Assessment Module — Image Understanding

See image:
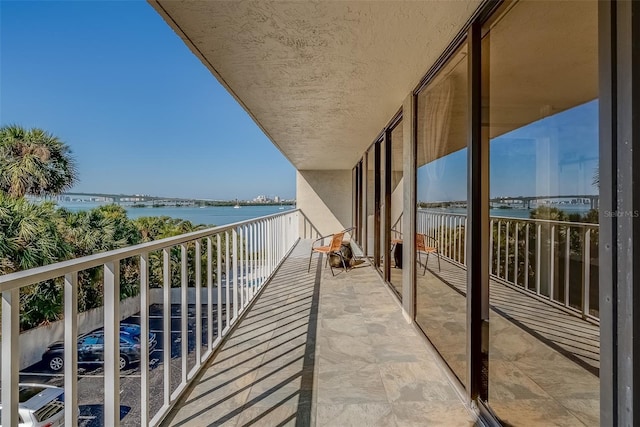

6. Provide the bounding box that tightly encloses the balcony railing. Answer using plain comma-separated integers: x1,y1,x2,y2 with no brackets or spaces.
417,209,600,321
0,210,300,427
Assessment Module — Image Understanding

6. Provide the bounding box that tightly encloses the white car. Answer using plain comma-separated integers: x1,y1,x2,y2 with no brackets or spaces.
0,383,64,427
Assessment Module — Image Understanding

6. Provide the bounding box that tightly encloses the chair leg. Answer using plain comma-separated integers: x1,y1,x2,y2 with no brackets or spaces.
423,253,429,275
308,251,314,272
340,254,348,272
437,251,441,271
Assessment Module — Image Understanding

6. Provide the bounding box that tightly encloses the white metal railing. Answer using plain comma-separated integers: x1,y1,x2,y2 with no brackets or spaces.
0,210,300,427
417,209,599,321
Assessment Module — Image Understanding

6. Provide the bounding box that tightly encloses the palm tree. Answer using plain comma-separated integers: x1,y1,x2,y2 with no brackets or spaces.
0,194,70,275
0,194,72,329
57,205,142,311
0,124,77,198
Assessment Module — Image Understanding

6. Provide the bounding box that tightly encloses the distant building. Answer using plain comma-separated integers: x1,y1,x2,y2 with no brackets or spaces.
254,195,269,203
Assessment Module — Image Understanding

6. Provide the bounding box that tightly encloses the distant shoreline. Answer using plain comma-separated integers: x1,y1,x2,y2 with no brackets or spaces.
129,201,296,208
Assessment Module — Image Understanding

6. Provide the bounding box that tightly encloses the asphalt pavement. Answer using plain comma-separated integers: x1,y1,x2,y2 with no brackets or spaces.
19,304,224,426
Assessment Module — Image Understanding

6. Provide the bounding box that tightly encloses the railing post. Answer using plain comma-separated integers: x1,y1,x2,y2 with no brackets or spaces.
497,220,502,278
458,218,463,263
180,245,188,385
565,226,571,307
238,226,244,310
195,240,202,369
525,223,530,289
248,224,254,299
489,219,494,274
140,254,150,427
2,288,20,427
550,225,556,301
64,272,79,427
162,248,171,408
514,223,519,286
225,231,230,327
232,228,239,320
505,222,510,281
536,223,542,295
207,237,213,350
582,228,591,317
463,217,468,265
216,234,222,338
104,261,120,427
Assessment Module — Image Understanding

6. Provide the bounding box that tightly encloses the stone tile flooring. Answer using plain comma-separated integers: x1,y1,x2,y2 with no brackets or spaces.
164,240,476,426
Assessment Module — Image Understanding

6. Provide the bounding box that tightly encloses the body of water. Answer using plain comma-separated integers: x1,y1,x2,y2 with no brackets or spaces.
57,201,295,226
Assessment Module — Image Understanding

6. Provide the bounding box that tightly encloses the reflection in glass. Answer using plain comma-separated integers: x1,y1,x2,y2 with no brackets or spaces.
388,121,403,297
366,148,375,257
379,138,386,272
483,1,599,425
415,43,468,386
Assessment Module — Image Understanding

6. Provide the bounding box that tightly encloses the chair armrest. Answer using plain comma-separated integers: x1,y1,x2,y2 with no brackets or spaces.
424,235,439,247
311,233,334,248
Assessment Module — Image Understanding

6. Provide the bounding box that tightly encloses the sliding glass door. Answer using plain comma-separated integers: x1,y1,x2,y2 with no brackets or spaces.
482,1,599,424
415,42,469,386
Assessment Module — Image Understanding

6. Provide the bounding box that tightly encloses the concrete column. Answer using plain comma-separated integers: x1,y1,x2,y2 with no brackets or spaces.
296,170,352,238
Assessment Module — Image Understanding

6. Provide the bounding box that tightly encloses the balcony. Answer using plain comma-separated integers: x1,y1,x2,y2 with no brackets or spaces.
1,209,599,426
163,240,474,426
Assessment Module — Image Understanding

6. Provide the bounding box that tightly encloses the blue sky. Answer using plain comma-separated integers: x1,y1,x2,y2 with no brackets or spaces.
1,1,296,200
417,100,599,202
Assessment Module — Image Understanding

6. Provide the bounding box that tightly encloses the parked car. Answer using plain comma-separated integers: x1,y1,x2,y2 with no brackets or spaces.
42,328,157,372
119,323,157,344
0,383,64,427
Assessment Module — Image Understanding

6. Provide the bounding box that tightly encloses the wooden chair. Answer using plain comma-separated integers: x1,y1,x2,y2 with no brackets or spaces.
308,231,349,276
416,233,441,274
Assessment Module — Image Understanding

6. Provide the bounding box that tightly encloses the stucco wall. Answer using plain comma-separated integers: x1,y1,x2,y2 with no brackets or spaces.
296,170,352,237
149,287,230,305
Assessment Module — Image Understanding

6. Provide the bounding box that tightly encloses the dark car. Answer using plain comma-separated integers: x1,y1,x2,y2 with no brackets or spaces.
119,323,156,344
42,328,157,372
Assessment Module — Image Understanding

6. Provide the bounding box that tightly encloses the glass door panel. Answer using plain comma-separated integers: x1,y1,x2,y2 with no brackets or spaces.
388,120,403,297
482,1,599,424
415,42,469,386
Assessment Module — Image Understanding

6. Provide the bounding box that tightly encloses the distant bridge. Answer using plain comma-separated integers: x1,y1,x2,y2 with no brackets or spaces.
59,192,213,204
493,195,600,210
423,194,600,210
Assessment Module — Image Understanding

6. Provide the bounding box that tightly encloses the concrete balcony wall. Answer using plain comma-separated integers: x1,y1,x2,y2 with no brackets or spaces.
296,170,352,237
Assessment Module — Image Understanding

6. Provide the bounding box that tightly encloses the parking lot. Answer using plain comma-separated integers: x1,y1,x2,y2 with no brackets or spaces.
19,304,224,426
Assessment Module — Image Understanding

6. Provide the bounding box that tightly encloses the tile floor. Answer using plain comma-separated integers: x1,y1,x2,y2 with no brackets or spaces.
164,240,476,427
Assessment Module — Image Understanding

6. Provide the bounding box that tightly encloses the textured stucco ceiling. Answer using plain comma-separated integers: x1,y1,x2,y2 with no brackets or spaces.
149,0,481,170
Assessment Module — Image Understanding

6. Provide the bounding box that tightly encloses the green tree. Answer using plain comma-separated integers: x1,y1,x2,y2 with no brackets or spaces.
0,194,70,275
0,125,77,198
134,216,213,288
57,205,142,311
0,195,72,329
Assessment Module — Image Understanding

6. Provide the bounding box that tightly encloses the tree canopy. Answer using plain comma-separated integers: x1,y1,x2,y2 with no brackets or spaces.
0,124,77,197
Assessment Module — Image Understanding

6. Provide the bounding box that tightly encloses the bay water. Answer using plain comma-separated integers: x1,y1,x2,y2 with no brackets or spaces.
57,201,295,227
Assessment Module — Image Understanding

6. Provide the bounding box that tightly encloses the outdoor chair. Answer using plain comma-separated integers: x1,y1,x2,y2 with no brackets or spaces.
417,233,441,274
390,228,404,268
390,231,441,273
308,230,350,276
